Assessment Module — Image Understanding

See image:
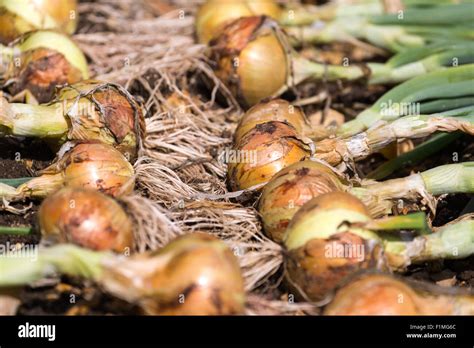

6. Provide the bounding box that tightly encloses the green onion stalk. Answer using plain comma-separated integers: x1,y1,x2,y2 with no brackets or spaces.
282,191,473,302
0,0,78,44
0,142,135,201
338,65,474,137
209,16,474,108
0,187,135,252
0,30,89,103
383,214,474,272
259,160,474,242
196,0,467,44
0,233,246,315
0,80,145,160
287,4,474,52
315,109,474,167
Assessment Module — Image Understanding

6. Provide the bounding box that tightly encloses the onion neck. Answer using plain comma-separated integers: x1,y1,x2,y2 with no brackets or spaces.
0,45,13,76
0,100,68,139
15,173,65,200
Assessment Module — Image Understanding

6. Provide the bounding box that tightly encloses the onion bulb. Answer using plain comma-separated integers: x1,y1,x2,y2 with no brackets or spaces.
235,99,313,144
0,234,246,315
0,80,145,160
196,0,282,44
324,273,474,315
259,161,346,243
1,30,89,103
14,142,135,199
39,187,134,253
209,16,365,108
284,192,386,302
0,0,77,44
227,121,311,191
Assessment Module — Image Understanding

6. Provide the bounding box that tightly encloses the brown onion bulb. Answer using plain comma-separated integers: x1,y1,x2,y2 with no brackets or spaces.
259,160,346,243
16,142,135,199
39,187,134,252
101,233,245,315
1,30,89,103
0,80,145,160
284,192,386,302
0,0,77,44
324,273,474,315
209,16,289,108
227,121,311,191
196,0,281,44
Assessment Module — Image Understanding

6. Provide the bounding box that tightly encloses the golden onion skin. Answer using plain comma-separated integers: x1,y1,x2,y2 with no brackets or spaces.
196,0,281,44
39,187,134,252
209,16,288,108
284,192,387,302
323,274,474,315
227,121,311,191
2,31,89,103
259,161,345,243
55,80,146,161
235,99,310,144
0,0,77,44
42,142,135,197
102,233,245,315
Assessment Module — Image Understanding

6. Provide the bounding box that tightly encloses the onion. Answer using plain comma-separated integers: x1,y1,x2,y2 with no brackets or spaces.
234,99,314,144
283,192,386,302
227,121,311,191
195,0,282,44
101,233,245,315
0,0,77,44
209,16,365,107
39,187,134,252
0,234,246,315
324,273,474,315
1,30,89,103
0,80,145,160
15,142,135,199
259,161,345,243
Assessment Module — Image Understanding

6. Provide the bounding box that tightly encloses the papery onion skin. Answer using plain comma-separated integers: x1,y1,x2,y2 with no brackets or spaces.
284,192,386,302
101,233,245,315
196,0,281,44
324,273,474,315
209,16,288,108
56,80,146,160
0,0,78,44
39,187,134,252
16,142,135,199
2,31,89,103
259,161,345,243
227,121,311,191
235,99,310,144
